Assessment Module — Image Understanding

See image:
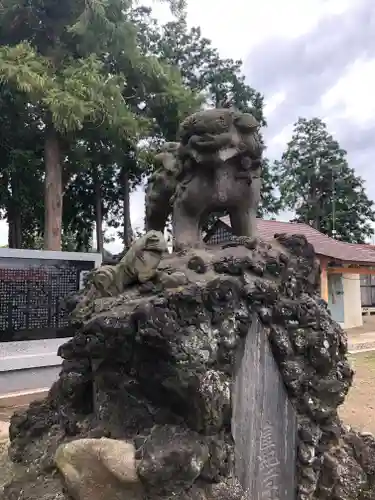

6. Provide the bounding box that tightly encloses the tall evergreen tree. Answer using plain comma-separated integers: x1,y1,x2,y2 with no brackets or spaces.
0,0,196,250
258,158,281,218
279,117,375,243
0,87,45,248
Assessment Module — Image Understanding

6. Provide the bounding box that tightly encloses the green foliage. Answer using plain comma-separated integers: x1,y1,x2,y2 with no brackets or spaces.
279,117,375,243
0,0,278,250
0,85,45,247
0,0,199,249
0,44,50,94
0,44,142,135
258,158,281,218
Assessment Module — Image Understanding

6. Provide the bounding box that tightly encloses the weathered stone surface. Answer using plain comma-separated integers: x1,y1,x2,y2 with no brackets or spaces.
55,438,143,500
70,230,168,322
3,235,374,500
144,141,180,234
232,315,296,499
136,425,209,496
145,108,263,251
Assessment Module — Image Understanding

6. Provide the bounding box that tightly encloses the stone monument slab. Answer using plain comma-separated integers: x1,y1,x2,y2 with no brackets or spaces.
232,314,297,500
0,249,101,342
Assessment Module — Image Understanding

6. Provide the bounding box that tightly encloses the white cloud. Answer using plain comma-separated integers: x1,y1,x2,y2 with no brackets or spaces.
264,92,286,117
185,0,353,59
266,123,293,156
149,0,352,61
263,54,375,156
321,58,375,126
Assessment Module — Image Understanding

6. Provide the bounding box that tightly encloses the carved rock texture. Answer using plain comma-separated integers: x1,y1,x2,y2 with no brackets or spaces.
2,235,375,500
55,438,143,500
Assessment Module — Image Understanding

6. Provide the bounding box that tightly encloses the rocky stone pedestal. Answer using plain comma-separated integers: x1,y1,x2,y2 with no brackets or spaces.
2,235,375,500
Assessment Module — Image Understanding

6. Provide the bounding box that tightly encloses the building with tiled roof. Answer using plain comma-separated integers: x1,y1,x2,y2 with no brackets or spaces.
204,216,375,330
209,216,375,264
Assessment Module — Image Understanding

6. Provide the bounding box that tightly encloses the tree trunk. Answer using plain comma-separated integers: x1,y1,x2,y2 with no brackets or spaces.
12,176,22,248
8,211,22,248
7,175,22,248
8,217,15,248
307,172,320,231
94,173,104,253
13,212,22,248
3,170,14,248
122,168,133,248
44,123,63,251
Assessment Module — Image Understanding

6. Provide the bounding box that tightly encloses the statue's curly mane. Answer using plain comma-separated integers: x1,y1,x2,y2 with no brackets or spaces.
177,108,262,161
179,109,258,142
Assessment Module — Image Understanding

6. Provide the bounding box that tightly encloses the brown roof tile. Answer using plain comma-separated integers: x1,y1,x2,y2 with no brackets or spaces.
219,216,375,264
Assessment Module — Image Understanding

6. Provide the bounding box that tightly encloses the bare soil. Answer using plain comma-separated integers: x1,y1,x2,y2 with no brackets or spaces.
0,400,34,491
339,351,375,434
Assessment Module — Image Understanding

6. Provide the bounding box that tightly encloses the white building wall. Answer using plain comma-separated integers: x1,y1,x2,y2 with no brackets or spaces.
343,273,363,329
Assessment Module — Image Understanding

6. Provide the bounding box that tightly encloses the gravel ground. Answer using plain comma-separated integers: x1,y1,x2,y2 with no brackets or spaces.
339,351,375,434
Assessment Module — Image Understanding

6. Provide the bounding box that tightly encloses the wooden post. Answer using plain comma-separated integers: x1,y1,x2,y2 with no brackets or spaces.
320,258,329,302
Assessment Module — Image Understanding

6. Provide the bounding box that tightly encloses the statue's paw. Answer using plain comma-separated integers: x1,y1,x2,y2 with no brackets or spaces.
222,236,258,250
158,270,189,289
187,255,208,274
138,280,159,295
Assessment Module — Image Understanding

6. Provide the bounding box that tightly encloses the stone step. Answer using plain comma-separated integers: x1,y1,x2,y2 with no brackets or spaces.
0,388,48,432
0,365,59,397
0,388,48,407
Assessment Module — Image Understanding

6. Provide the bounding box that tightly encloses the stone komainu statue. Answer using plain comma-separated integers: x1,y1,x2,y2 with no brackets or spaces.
145,108,263,250
70,230,168,322
145,142,180,234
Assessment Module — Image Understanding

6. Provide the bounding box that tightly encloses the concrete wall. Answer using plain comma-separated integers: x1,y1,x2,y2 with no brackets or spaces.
342,273,363,329
0,338,70,395
0,247,103,265
0,366,61,395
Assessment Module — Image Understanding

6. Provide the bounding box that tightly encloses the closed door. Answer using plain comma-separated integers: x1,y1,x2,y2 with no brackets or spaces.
328,274,344,323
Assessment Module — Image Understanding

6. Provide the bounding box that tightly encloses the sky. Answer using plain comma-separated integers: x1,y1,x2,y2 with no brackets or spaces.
1,0,374,251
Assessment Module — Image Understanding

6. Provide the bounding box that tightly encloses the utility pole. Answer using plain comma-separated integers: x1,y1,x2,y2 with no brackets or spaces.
331,168,336,239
